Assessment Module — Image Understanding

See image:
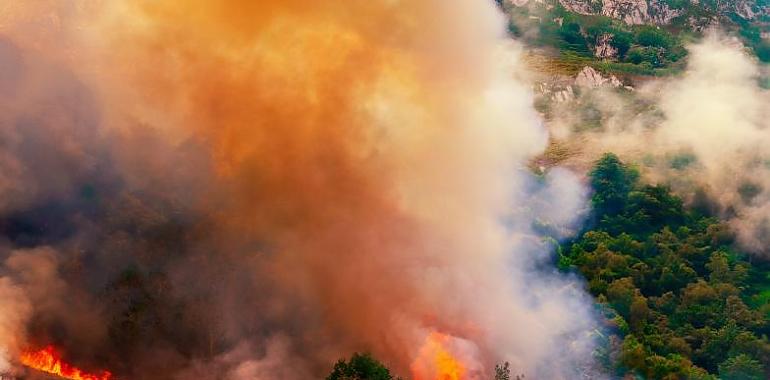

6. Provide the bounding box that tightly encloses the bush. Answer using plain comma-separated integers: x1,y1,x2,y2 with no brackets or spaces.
627,47,662,67
635,26,672,49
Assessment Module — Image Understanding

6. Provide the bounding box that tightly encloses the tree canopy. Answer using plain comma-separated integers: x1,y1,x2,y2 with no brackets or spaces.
326,353,398,380
562,153,770,379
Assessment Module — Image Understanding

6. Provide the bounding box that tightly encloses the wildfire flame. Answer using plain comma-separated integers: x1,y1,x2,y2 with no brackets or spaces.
20,346,112,380
411,332,467,380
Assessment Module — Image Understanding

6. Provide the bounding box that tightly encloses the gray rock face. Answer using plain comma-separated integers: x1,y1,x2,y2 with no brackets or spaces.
732,0,760,19
509,0,552,7
558,0,603,15
648,0,684,24
519,0,766,27
534,81,576,103
574,66,623,88
552,85,576,102
601,0,648,25
510,0,531,6
555,0,688,25
594,33,618,58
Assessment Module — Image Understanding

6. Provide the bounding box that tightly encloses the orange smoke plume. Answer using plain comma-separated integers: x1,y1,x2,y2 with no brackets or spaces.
20,346,112,380
411,332,468,380
0,1,600,378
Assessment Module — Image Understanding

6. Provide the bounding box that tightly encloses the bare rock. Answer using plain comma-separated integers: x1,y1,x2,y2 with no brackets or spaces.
601,0,648,25
648,0,684,24
558,0,602,15
594,33,618,58
534,81,576,103
557,0,684,25
574,66,623,88
553,86,576,102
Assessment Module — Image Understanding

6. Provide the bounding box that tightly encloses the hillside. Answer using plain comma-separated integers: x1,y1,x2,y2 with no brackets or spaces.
506,1,770,379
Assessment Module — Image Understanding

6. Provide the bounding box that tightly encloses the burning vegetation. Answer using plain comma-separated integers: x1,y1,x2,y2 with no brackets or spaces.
410,333,467,380
20,347,111,380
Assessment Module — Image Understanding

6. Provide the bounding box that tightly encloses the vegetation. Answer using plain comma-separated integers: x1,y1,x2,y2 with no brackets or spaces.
502,0,769,74
503,2,688,75
561,153,770,379
324,355,521,380
326,353,399,380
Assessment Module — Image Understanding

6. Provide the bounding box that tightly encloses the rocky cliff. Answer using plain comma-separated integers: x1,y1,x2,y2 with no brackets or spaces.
551,0,765,25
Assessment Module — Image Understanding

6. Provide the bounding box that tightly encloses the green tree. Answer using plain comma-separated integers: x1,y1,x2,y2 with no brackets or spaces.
629,295,651,333
607,277,638,319
326,353,397,380
718,354,765,380
627,47,662,67
590,153,638,217
635,26,672,49
612,31,633,57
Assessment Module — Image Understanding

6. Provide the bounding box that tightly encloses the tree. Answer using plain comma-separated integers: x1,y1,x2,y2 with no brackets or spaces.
495,361,511,380
629,295,651,333
590,153,638,218
326,353,397,380
706,252,731,283
621,335,647,372
607,277,637,319
611,31,633,57
718,354,765,380
626,47,662,67
494,361,526,380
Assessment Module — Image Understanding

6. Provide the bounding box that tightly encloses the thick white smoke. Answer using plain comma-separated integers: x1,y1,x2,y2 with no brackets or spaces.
547,34,770,256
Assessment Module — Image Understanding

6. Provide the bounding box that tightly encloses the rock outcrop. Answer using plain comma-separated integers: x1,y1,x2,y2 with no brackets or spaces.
552,85,576,102
534,81,576,103
727,0,758,19
601,0,648,25
594,33,618,58
557,0,685,25
509,0,552,7
648,0,684,24
574,66,623,88
558,0,602,15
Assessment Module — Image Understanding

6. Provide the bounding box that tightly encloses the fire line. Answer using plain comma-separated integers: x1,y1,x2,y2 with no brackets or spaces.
20,346,112,380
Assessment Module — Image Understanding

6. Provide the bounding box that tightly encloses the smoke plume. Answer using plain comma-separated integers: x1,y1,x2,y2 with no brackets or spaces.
0,1,601,379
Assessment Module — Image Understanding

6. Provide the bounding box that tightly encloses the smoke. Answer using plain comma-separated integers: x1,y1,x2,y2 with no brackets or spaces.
174,336,311,380
0,247,103,375
0,1,603,379
653,36,770,253
0,277,30,374
547,34,770,255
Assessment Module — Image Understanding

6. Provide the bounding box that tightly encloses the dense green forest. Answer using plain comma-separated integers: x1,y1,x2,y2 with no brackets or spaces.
560,154,770,379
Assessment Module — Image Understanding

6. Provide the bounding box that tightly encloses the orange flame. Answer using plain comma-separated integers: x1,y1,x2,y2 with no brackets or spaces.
20,346,112,380
411,332,467,380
